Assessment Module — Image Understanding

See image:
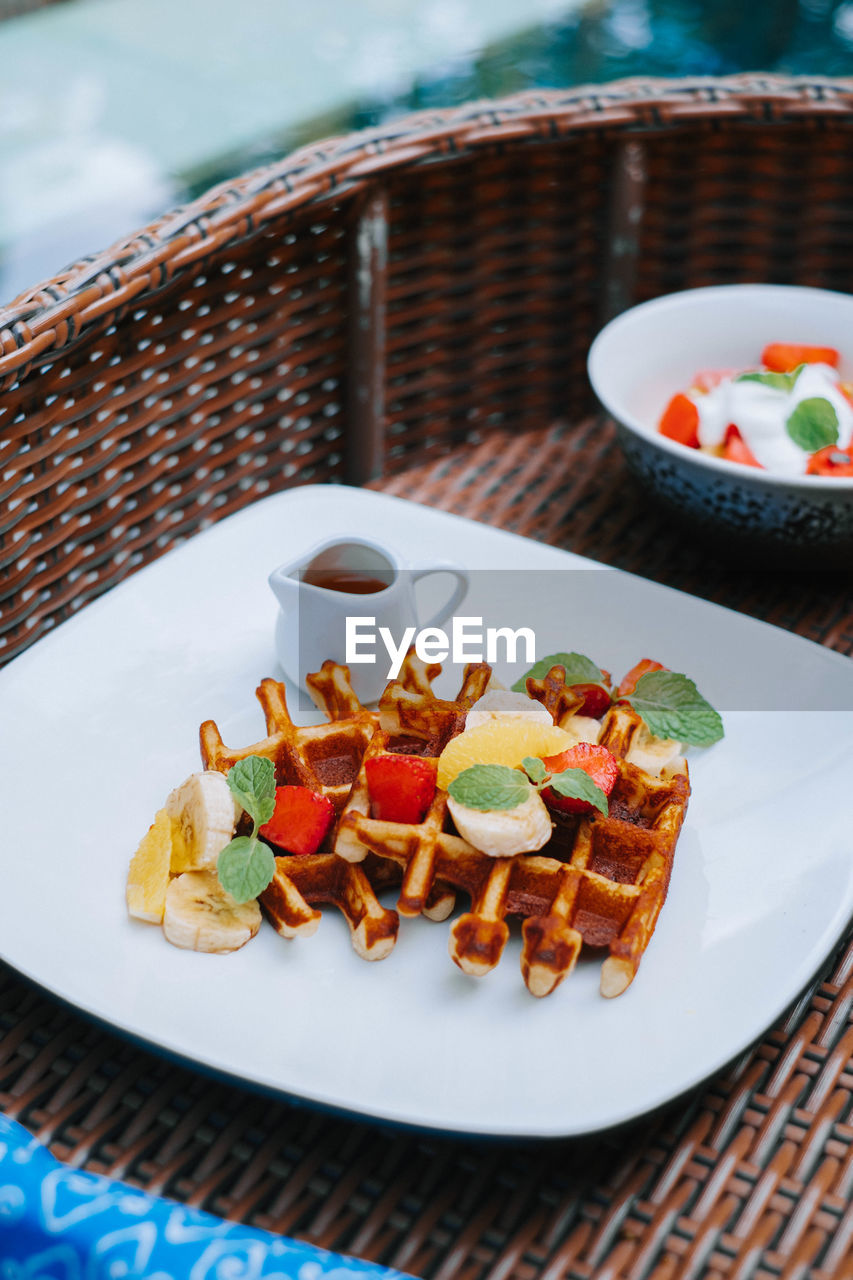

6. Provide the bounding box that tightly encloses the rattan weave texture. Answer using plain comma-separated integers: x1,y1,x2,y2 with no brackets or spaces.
2,76,853,1279
2,416,853,1280
3,75,853,664
2,431,853,1280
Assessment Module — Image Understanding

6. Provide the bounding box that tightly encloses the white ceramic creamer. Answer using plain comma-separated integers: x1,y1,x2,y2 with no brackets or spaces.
269,536,469,703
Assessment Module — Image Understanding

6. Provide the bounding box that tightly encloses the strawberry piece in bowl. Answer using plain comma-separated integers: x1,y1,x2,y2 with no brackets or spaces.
366,755,437,824
260,786,335,855
658,393,700,448
722,424,763,469
760,342,839,373
690,368,736,392
807,446,853,477
540,743,619,815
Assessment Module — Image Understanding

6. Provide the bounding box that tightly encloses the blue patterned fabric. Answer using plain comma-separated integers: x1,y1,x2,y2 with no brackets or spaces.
0,1115,407,1278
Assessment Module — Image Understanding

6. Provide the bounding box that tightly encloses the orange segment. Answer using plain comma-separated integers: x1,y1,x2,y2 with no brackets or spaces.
127,809,172,923
437,718,575,790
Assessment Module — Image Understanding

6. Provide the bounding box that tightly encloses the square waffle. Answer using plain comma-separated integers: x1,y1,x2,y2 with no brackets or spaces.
200,662,377,815
264,655,491,943
200,662,690,996
333,657,491,897
199,655,481,951
337,674,690,997
261,851,400,960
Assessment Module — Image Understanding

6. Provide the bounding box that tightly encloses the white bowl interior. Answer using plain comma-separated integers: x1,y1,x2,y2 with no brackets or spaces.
589,285,853,445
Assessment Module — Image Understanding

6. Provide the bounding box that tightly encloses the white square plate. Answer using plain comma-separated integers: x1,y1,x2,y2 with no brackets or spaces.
2,485,851,1137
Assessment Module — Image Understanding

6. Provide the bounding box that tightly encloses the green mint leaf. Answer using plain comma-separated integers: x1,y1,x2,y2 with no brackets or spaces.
256,794,276,826
547,768,609,816
785,397,839,452
217,835,276,903
226,756,276,826
736,365,804,393
512,651,603,693
522,756,547,784
448,764,531,812
626,671,724,747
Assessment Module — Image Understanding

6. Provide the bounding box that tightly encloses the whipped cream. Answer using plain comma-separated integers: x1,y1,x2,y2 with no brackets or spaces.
693,363,853,477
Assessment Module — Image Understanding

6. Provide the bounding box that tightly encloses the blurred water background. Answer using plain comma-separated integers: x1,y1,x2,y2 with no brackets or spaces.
1,0,852,302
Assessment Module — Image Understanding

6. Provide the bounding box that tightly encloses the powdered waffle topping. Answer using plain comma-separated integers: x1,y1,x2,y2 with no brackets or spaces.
133,651,710,999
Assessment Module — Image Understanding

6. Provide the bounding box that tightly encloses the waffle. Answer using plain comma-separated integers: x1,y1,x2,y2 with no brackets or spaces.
333,658,492,914
199,662,378,815
338,688,690,997
199,655,464,939
200,662,690,997
261,852,399,960
524,666,585,726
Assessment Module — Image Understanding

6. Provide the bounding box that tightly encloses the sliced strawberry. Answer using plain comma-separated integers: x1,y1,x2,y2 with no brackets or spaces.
570,682,612,719
659,393,700,448
616,658,667,700
260,786,335,855
366,754,437,824
807,445,853,477
540,743,619,814
691,368,736,392
722,423,762,469
761,343,839,373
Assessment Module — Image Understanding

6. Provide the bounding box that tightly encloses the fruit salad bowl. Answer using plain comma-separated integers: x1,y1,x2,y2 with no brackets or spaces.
587,284,853,565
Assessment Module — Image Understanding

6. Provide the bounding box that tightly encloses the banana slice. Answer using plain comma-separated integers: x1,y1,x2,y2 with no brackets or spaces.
466,690,552,730
448,790,553,858
561,714,603,746
165,772,240,872
625,724,683,776
163,870,261,953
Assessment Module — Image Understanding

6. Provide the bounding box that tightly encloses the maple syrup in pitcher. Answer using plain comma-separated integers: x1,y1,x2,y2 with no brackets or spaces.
270,535,468,702
301,567,389,594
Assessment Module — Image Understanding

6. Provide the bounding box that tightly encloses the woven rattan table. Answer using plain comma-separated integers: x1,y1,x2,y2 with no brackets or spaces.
2,76,853,1279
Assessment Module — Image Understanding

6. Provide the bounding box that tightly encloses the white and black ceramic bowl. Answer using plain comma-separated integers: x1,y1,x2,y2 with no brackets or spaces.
588,285,853,564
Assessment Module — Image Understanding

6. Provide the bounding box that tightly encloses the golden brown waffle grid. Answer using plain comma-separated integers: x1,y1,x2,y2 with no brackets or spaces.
200,661,689,997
